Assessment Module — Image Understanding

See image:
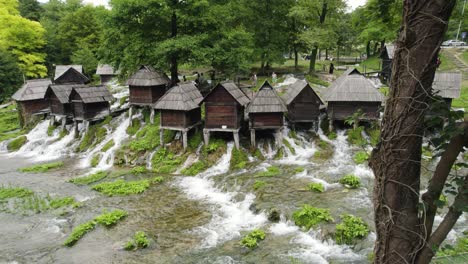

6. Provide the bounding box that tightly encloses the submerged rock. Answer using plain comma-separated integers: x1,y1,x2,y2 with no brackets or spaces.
268,208,281,222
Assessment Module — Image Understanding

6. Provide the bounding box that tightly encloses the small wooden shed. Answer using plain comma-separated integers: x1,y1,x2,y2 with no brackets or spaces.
380,44,395,82
70,86,114,122
323,68,384,129
46,84,87,119
12,79,52,126
202,81,251,149
432,72,462,108
247,81,287,147
54,65,89,85
153,82,203,150
126,65,171,106
96,64,117,84
282,80,324,128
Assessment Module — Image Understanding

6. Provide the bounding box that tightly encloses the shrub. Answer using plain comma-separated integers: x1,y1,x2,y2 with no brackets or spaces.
292,205,333,230
339,175,361,189
181,161,207,176
92,180,150,196
94,209,128,227
240,229,266,249
230,147,249,170
0,186,33,200
7,136,27,151
64,221,97,246
69,171,108,185
353,151,369,164
335,214,369,245
309,182,324,193
253,180,266,190
20,162,64,173
101,140,115,152
255,166,280,177
125,231,150,250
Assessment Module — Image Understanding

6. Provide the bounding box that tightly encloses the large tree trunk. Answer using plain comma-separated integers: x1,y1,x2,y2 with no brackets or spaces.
308,47,318,74
294,47,299,70
366,41,371,59
170,7,178,86
369,1,456,264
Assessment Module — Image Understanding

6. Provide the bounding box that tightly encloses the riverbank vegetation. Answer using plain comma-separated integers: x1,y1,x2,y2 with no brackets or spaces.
292,205,334,231
19,162,64,173
124,231,150,251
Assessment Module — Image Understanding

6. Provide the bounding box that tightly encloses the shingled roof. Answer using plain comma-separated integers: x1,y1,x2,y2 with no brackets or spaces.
153,82,203,111
247,81,287,113
126,65,171,87
282,80,324,105
73,86,114,103
96,64,117,75
48,84,87,104
55,65,83,81
323,68,384,102
433,72,462,99
204,81,250,106
12,79,52,101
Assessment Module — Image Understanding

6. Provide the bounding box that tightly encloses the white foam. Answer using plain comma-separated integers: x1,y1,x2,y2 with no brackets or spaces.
269,220,299,236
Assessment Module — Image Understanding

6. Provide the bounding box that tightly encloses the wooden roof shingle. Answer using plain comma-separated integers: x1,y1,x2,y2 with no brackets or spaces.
73,86,114,104
126,65,171,87
433,72,462,99
96,64,117,75
323,68,384,102
12,79,52,101
49,84,87,104
153,82,203,111
282,80,324,105
204,81,250,106
55,65,83,81
247,81,287,113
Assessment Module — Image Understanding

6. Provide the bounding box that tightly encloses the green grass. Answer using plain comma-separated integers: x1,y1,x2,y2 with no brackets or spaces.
92,179,151,196
462,50,468,65
69,171,108,185
358,56,381,72
308,182,325,193
47,125,56,136
49,196,77,209
335,214,369,245
292,205,334,230
101,140,115,152
125,231,150,250
0,104,24,142
188,131,203,150
127,118,141,136
152,148,185,174
78,125,108,152
7,135,27,151
255,166,281,177
438,50,458,71
19,162,64,173
451,80,468,114
347,127,367,147
128,124,160,152
181,160,207,176
90,154,101,167
339,174,361,189
0,186,33,200
94,209,128,227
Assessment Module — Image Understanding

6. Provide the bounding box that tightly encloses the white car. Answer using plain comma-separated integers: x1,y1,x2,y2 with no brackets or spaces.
442,40,466,46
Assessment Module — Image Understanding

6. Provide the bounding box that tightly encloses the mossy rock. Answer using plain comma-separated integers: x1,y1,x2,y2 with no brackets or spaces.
7,136,27,151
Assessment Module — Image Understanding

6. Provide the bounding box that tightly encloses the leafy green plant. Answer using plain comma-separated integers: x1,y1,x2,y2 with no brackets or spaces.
19,162,64,173
327,132,337,140
345,109,365,128
292,205,333,230
253,180,266,190
94,209,128,227
353,151,369,164
152,148,184,174
7,135,27,151
127,118,141,136
131,166,147,175
101,140,115,152
181,161,207,176
255,166,281,177
78,125,108,152
252,148,265,160
47,125,57,136
347,127,366,147
129,124,160,152
335,214,369,245
230,147,249,170
309,182,325,193
240,229,266,248
125,231,150,250
69,171,108,185
92,180,150,196
188,131,203,150
437,236,468,257
283,139,296,155
0,186,33,200
294,167,305,173
90,154,101,167
274,147,284,160
339,174,361,189
151,176,164,184
59,129,68,139
64,221,97,246
49,196,76,209
203,139,226,155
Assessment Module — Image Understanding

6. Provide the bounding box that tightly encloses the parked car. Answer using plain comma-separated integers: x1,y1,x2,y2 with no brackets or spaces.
442,40,466,46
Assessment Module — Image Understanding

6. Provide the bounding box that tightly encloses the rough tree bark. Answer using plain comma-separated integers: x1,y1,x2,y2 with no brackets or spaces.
369,1,456,263
308,2,327,74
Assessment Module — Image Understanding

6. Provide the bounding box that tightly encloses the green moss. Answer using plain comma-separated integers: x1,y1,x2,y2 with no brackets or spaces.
252,148,265,160
101,140,115,152
49,196,76,209
152,148,184,174
181,161,207,176
94,209,128,227
294,167,305,173
253,180,267,190
289,130,298,140
274,147,284,160
125,231,150,250
347,127,366,147
78,125,108,152
119,96,128,106
0,186,33,200
366,126,380,147
131,166,147,175
240,229,266,249
255,166,281,177
188,131,203,150
335,214,369,245
339,174,361,189
47,125,57,136
69,171,108,185
313,139,333,160
230,147,249,170
129,124,160,152
203,138,226,155
59,129,68,139
283,139,296,155
320,118,330,135
127,119,141,136
309,182,325,193
327,132,337,140
101,116,112,125
19,162,64,173
7,136,27,151
64,221,97,247
353,151,369,164
92,179,151,196
90,154,101,167
292,205,334,230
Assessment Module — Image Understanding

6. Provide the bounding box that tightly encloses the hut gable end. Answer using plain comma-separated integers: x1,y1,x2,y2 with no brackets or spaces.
153,82,203,111
72,86,114,104
247,81,287,113
204,82,250,106
12,79,52,101
283,80,324,105
54,67,90,84
126,65,171,87
432,72,462,99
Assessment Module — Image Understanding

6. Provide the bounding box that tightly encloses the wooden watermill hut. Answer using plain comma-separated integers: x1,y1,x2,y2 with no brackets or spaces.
70,86,114,122
12,79,52,126
282,80,324,129
323,68,384,130
153,82,203,150
432,72,462,108
96,64,117,84
54,65,89,85
380,44,395,82
45,84,87,128
247,81,287,147
202,81,251,149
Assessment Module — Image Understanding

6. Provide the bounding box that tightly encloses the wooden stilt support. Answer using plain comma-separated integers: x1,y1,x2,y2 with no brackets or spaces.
73,121,79,138
84,120,90,133
233,131,240,149
160,128,164,147
329,118,334,133
150,108,155,124
61,117,66,130
250,129,256,147
203,129,210,146
182,130,188,151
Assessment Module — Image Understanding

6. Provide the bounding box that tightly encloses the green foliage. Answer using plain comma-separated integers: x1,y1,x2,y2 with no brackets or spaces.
49,196,75,209
0,104,23,141
437,236,468,257
188,131,203,150
347,127,366,147
274,147,284,160
131,166,147,175
345,109,365,128
335,214,369,245
7,135,27,151
367,126,380,147
0,186,33,200
339,174,361,189
125,231,150,251
306,75,330,86
47,125,56,136
90,154,101,168
152,148,184,174
150,176,164,184
252,148,265,161
101,140,115,152
313,139,334,160
309,182,325,193
78,125,108,152
230,147,249,170
126,119,141,136
129,124,159,152
69,171,108,185
64,221,97,247
294,167,305,173
240,229,266,249
0,49,23,101
181,161,207,176
203,139,226,155
253,180,267,191
283,139,296,155
94,209,128,227
19,162,64,173
292,205,334,230
255,166,281,177
353,151,369,164
327,132,337,140
59,128,68,139
92,179,150,196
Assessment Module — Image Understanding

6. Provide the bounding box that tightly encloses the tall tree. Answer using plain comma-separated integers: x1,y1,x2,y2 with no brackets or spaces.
369,1,461,263
0,49,23,102
18,0,42,21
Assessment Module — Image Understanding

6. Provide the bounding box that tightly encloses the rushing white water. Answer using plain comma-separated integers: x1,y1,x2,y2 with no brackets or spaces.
276,128,317,165
276,74,300,88
178,143,267,248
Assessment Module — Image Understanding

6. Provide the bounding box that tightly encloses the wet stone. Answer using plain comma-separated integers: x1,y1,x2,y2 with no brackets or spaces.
268,208,281,222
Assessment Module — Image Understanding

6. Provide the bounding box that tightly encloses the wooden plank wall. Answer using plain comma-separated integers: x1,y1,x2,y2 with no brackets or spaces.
251,112,283,128
288,88,321,122
204,86,241,129
129,86,153,105
328,101,380,120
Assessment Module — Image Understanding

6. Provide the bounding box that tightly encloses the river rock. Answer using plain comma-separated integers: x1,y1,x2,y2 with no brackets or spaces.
268,208,281,222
